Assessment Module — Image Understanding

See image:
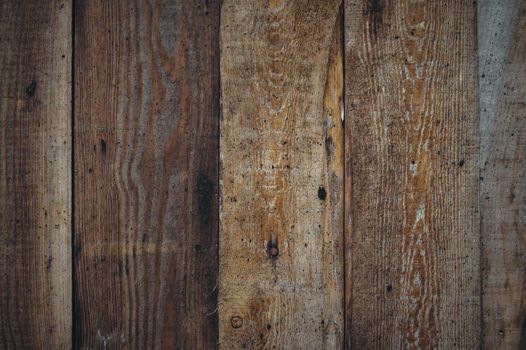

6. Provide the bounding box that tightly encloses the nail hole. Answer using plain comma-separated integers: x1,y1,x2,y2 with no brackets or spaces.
318,186,327,200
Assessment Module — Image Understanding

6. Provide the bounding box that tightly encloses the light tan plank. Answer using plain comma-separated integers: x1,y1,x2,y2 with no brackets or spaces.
219,1,344,348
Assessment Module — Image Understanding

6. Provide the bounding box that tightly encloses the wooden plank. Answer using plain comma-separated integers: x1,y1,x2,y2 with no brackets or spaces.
479,0,526,348
74,1,220,348
219,1,344,348
0,0,72,348
344,1,480,348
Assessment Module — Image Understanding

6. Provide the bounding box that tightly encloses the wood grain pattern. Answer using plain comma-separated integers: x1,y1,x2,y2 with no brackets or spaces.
344,0,480,348
219,1,344,348
0,0,72,348
74,0,219,348
479,0,526,348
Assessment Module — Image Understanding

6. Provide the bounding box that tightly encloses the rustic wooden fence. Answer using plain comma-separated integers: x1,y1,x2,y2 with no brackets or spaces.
0,0,524,349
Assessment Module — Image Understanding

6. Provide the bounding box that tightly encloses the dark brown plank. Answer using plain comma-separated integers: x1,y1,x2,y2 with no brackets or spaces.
479,0,526,348
344,0,480,348
0,0,72,348
219,1,344,348
74,1,219,348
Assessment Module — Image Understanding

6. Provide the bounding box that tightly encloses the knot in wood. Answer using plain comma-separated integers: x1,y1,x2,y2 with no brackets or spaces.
269,247,279,257
231,316,243,329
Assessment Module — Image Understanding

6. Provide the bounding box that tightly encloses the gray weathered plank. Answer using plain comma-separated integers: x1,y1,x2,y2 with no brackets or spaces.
479,0,526,348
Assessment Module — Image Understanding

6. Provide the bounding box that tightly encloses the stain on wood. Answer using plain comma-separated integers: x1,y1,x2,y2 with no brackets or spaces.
25,79,37,98
479,0,526,348
74,0,220,348
345,0,480,348
0,0,72,348
366,0,384,38
219,1,344,348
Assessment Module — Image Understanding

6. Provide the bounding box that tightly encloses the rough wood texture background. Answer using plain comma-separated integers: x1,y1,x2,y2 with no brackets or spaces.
344,0,480,348
219,0,344,348
479,0,526,348
0,0,72,348
0,0,525,349
73,0,219,348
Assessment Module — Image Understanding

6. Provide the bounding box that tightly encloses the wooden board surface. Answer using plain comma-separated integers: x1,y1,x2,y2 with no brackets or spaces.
219,1,344,348
479,0,526,348
344,1,480,348
0,0,72,348
73,0,219,348
1,0,525,347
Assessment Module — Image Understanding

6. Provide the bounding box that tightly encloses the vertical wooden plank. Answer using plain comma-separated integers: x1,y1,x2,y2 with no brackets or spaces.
74,0,219,348
479,0,526,348
219,1,344,348
0,0,72,348
344,1,480,348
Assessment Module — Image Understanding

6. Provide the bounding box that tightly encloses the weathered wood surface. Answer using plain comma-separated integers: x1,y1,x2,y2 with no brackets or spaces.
219,0,344,348
479,0,526,348
344,0,480,348
74,0,220,348
0,0,72,348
